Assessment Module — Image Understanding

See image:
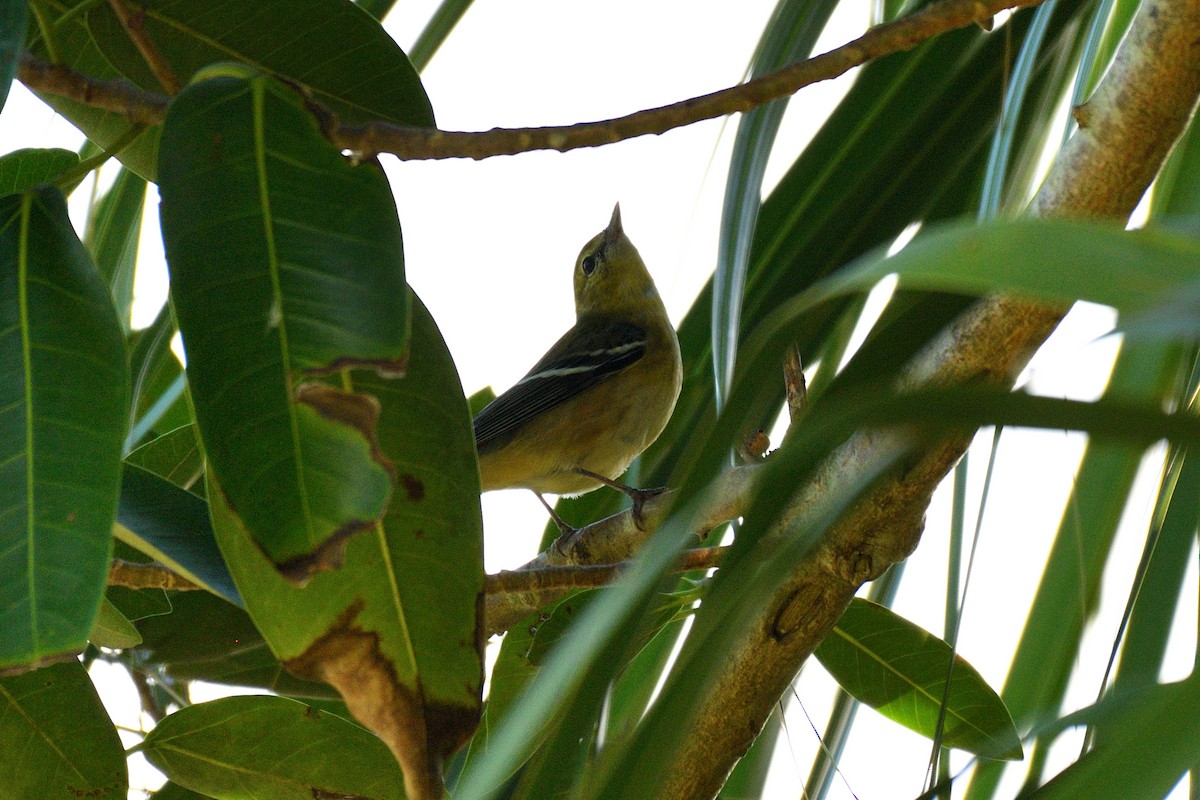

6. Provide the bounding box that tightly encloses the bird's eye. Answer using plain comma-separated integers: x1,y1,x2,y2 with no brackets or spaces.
581,254,597,276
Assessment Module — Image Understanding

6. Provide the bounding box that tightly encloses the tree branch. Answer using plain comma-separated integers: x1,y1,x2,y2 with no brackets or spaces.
332,0,1044,159
17,0,1045,162
108,558,200,592
485,546,729,637
657,1,1200,798
107,0,181,95
17,54,168,126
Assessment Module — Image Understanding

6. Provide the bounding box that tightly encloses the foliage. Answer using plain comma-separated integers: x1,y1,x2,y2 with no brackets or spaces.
1,0,1198,799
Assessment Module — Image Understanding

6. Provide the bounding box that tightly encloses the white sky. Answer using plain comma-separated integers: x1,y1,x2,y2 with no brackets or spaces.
2,1,1193,798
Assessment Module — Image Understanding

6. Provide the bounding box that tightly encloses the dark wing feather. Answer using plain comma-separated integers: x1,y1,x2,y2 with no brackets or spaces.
473,319,646,451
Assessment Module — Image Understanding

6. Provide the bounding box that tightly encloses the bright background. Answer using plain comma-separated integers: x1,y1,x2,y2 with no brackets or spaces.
3,1,1191,797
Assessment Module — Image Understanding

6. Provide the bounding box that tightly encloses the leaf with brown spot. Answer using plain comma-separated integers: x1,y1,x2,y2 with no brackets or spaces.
208,297,484,799
159,72,408,583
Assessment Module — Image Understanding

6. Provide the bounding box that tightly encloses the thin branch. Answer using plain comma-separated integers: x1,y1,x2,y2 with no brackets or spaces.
107,0,181,94
108,558,200,591
485,547,729,637
17,53,168,126
18,0,1046,162
331,0,1044,159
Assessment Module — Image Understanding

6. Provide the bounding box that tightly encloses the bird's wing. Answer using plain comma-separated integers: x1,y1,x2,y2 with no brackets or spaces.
473,319,647,451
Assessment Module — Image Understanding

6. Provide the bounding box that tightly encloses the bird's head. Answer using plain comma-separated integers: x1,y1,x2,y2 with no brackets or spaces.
573,204,659,316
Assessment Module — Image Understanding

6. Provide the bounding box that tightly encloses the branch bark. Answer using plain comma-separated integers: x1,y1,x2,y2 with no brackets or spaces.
17,0,1043,162
657,1,1200,798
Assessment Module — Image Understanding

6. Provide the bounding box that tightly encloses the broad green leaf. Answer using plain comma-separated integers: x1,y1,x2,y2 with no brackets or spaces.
85,166,146,331
159,71,408,580
0,149,79,194
88,595,142,649
0,660,127,798
116,464,238,604
86,0,433,127
133,589,336,699
0,186,129,670
814,598,1021,759
210,295,482,794
141,696,406,800
0,0,26,113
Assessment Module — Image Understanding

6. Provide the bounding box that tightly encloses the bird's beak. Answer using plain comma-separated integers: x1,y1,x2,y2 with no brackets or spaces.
604,203,623,248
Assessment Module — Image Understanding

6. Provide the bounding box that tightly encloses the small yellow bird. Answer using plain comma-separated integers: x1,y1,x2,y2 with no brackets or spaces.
473,204,682,527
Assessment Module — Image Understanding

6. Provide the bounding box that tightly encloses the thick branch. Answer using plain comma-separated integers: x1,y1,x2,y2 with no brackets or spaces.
658,1,1200,798
18,0,1043,162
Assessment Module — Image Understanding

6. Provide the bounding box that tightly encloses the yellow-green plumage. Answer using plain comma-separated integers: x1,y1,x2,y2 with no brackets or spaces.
474,205,682,497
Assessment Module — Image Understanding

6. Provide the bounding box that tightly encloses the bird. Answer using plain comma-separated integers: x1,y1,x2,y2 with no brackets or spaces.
473,204,682,531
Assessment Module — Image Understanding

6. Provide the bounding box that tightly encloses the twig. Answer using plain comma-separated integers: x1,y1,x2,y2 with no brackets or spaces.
784,344,808,426
107,0,181,94
329,0,1045,159
18,53,168,126
18,0,1046,162
129,668,164,723
485,547,729,638
108,558,200,591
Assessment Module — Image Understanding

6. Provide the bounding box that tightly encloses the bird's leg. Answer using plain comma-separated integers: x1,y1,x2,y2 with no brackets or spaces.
575,468,666,531
534,492,576,536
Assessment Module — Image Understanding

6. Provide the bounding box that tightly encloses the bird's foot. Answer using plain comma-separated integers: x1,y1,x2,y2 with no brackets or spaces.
535,492,577,536
576,469,666,531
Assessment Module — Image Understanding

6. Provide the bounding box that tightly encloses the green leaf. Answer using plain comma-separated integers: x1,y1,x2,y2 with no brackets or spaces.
0,149,80,194
133,589,336,699
26,3,160,178
151,782,214,800
210,295,483,791
141,696,406,800
0,660,127,798
86,0,433,127
85,167,146,332
115,464,238,604
0,186,129,671
88,595,142,649
125,424,204,493
1026,678,1200,799
408,0,475,72
712,0,838,406
159,71,409,580
127,305,191,448
0,0,27,113
814,598,1021,760
649,1,1088,488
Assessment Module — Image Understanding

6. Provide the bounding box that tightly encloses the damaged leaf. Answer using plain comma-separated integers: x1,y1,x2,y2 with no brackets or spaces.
209,296,484,800
158,69,409,582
